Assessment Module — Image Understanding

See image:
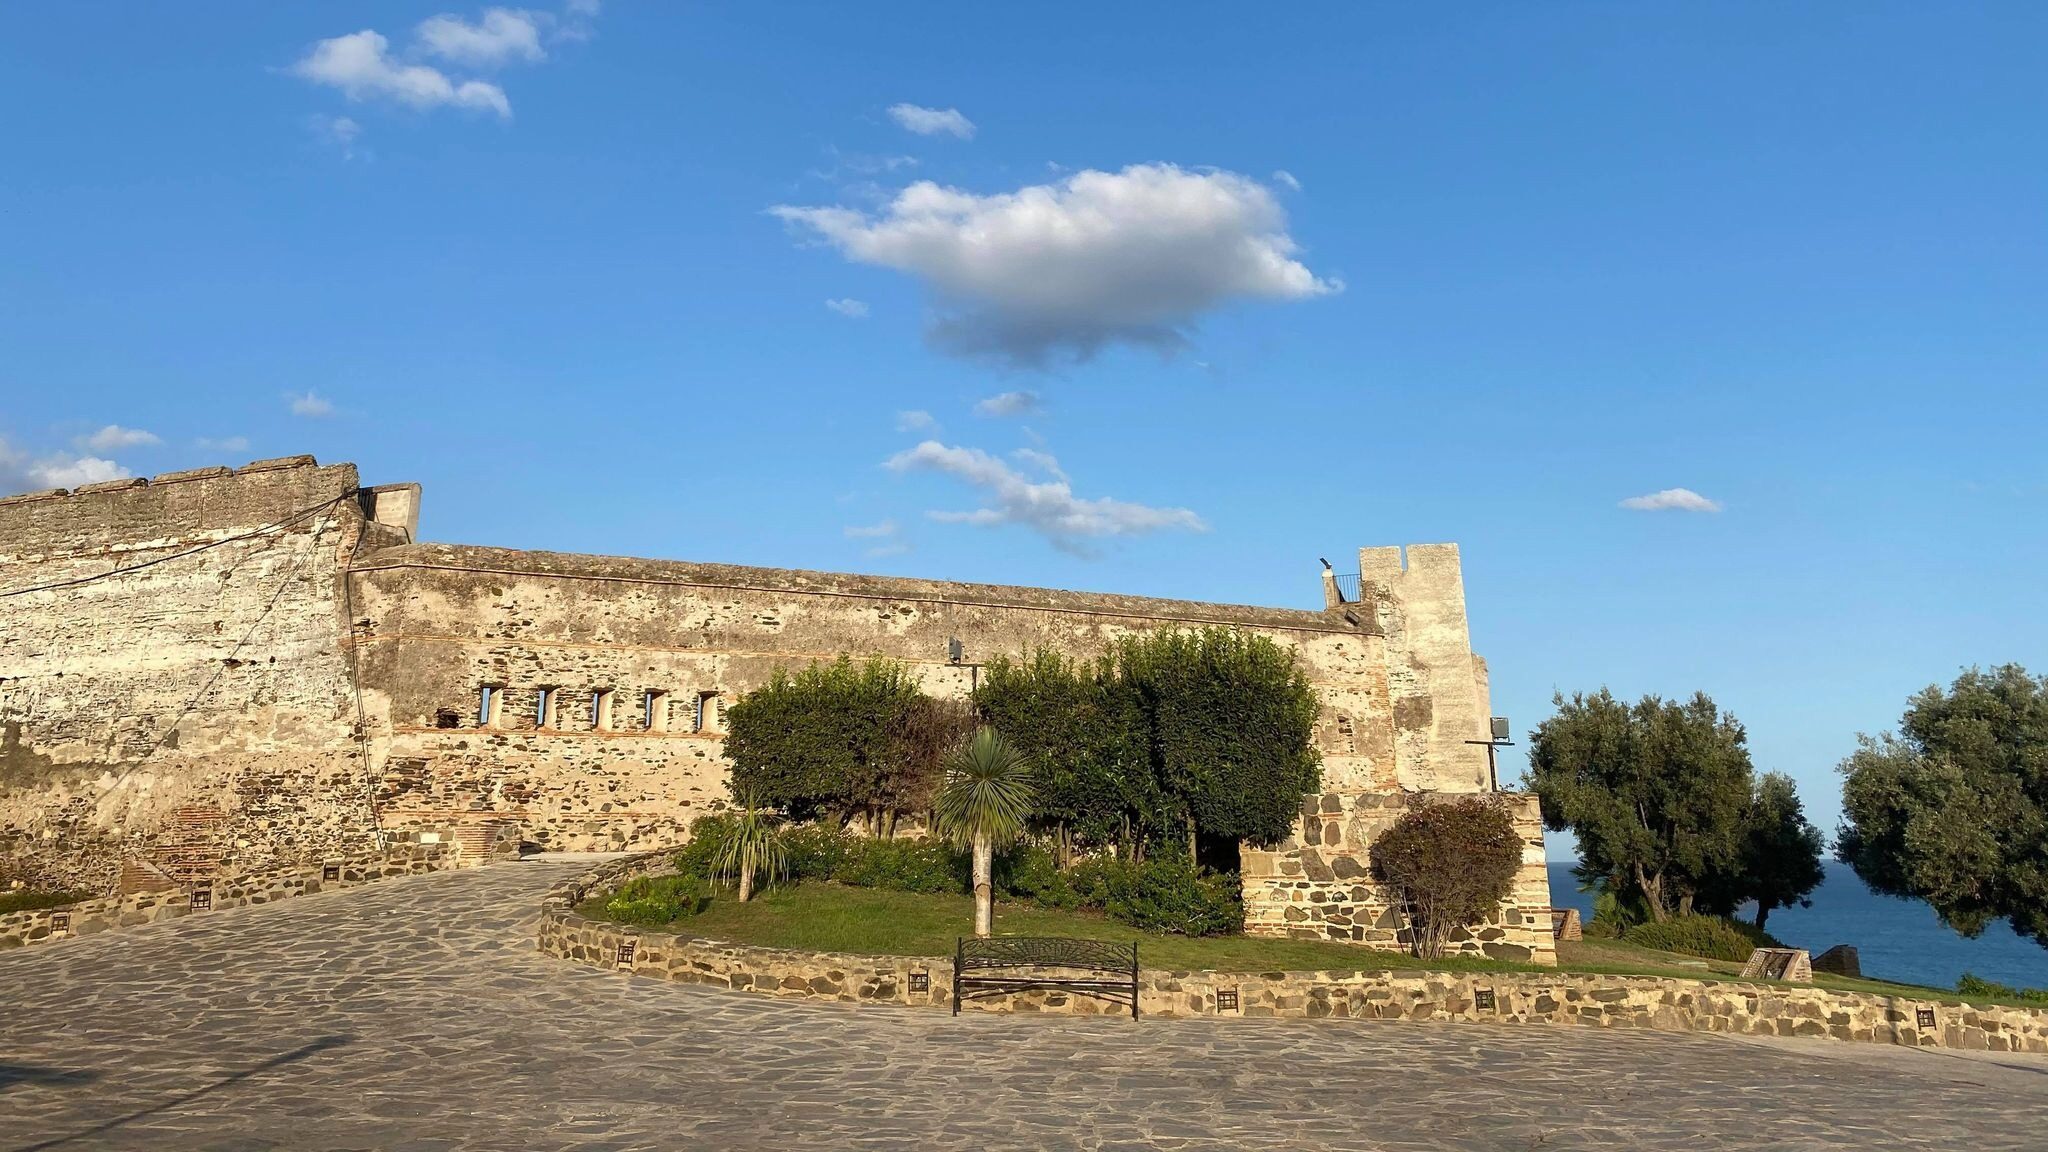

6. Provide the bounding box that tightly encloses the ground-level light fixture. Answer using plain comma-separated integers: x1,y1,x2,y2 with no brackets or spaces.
1474,988,1497,1011
1216,988,1239,1012
1916,1007,1937,1029
616,940,638,969
189,888,212,911
908,969,930,994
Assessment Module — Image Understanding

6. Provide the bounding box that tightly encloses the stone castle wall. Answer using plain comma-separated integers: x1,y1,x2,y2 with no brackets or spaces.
0,457,407,891
2,457,1551,959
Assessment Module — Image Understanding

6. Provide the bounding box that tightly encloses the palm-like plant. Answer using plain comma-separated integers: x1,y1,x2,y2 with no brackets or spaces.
712,795,787,903
933,727,1035,937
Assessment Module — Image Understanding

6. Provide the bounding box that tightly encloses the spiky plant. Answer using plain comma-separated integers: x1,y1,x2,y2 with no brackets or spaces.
712,795,787,903
933,727,1035,937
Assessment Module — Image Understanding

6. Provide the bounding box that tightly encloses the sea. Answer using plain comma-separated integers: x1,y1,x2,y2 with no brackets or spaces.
1546,860,2048,992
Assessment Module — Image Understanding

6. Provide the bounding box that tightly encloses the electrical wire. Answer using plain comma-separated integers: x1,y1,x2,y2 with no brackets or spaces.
0,492,353,599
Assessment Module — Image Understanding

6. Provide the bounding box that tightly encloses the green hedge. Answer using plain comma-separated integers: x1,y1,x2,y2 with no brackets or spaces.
663,821,1243,937
1621,914,1782,963
0,888,92,916
1957,973,2048,1004
601,874,713,926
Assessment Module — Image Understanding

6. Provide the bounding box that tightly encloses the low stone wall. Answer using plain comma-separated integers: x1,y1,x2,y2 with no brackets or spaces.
0,842,457,950
540,862,2048,1055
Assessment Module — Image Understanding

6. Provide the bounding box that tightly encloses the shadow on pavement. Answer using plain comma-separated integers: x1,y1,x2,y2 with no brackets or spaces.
7,1035,351,1152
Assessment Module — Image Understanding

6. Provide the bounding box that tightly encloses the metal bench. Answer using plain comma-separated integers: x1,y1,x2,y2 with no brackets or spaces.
952,936,1141,1019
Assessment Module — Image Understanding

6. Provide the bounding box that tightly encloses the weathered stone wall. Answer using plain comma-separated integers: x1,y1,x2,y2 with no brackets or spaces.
0,840,455,951
348,548,1483,815
0,457,407,891
1242,790,1555,964
538,891,2048,1054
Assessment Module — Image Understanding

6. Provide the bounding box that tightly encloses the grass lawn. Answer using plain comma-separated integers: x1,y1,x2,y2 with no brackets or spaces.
581,880,2036,1007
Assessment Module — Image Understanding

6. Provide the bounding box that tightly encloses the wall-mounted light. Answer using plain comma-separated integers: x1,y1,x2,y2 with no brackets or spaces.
947,638,964,665
908,970,930,994
1916,1007,1936,1029
1216,988,1239,1012
189,889,212,911
50,911,70,933
322,863,342,882
1474,988,1497,1011
617,940,638,969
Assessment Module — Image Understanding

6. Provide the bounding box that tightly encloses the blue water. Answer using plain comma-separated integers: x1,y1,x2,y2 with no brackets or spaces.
1547,861,2048,992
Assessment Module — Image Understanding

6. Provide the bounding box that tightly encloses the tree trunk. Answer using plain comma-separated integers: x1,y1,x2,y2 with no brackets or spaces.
881,810,897,839
738,863,754,904
972,834,994,938
1186,814,1198,866
1634,862,1668,923
1753,902,1772,933
1676,889,1695,918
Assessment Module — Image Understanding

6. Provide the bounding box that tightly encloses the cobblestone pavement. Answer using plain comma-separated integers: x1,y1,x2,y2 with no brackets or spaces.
3,861,2044,1152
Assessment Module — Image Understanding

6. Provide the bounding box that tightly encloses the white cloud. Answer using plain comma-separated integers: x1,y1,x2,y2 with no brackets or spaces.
887,103,975,139
1272,169,1302,192
844,519,909,558
885,440,1204,554
290,29,512,118
287,391,336,418
416,8,547,66
0,437,132,495
1010,447,1067,484
771,164,1338,366
196,436,252,454
895,410,937,433
1619,487,1723,513
79,425,160,452
974,390,1039,418
312,114,366,159
825,298,870,318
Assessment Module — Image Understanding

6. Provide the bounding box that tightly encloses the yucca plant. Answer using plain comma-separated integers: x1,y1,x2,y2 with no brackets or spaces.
711,795,787,903
933,727,1035,937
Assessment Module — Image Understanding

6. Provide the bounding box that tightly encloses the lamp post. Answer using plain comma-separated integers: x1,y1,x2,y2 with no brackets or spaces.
1463,716,1514,791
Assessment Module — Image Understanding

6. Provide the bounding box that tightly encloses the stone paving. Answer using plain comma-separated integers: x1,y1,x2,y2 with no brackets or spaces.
2,861,2044,1151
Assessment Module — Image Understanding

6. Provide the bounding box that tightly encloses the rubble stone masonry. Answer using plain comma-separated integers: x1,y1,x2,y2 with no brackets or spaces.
2,457,1549,961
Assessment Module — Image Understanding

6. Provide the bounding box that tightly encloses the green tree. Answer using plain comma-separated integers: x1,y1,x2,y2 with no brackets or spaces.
1370,794,1524,960
1111,628,1322,864
1837,664,2048,950
1526,689,1753,921
1722,772,1825,932
707,796,787,904
933,727,1036,938
723,656,952,831
972,649,1155,863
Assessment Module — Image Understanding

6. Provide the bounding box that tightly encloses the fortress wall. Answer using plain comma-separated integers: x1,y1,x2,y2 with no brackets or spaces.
346,544,1419,851
0,458,379,890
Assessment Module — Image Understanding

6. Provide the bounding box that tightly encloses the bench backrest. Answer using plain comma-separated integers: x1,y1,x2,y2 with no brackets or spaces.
956,936,1138,973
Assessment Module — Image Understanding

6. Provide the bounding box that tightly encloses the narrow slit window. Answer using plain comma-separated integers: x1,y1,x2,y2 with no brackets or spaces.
591,688,615,731
478,685,503,727
644,690,669,732
535,687,558,729
693,691,718,734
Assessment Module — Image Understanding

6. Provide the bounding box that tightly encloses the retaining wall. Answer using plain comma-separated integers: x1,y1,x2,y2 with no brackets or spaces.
539,859,2048,1054
0,842,457,950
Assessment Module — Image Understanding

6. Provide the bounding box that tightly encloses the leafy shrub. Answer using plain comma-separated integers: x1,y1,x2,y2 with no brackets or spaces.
1370,795,1523,959
1579,917,1622,940
996,843,1086,909
1957,973,2048,1004
602,874,712,926
830,836,965,894
0,887,92,916
1097,857,1244,937
1622,915,1773,963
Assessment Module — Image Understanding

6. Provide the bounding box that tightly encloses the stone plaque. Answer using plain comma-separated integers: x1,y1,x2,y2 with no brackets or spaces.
1738,947,1811,983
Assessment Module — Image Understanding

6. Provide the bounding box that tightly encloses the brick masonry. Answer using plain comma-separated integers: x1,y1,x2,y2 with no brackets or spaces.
3,456,1551,961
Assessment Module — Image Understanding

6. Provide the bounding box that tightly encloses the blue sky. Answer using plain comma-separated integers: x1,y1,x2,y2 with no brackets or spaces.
4,3,2044,853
